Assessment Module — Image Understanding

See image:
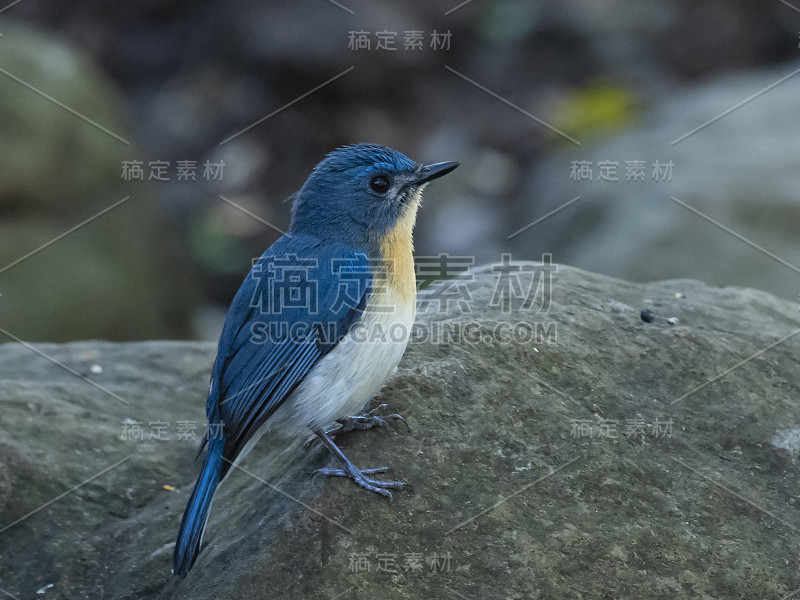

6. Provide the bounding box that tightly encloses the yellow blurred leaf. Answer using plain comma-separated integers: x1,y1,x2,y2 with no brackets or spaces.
554,83,637,140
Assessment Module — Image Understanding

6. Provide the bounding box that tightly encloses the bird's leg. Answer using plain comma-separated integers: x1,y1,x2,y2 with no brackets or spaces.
313,429,409,499
329,403,409,436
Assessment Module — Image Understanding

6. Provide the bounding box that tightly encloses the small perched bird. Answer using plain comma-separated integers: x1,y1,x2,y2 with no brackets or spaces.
173,143,458,578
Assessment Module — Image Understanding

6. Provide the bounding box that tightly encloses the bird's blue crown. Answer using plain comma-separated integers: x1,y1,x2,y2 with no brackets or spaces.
315,143,417,176
290,143,421,249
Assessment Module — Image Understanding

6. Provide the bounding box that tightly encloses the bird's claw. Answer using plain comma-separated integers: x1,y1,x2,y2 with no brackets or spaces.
314,464,409,499
330,403,411,436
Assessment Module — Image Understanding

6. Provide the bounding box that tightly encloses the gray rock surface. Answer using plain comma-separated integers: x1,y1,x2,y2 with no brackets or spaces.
1,265,799,599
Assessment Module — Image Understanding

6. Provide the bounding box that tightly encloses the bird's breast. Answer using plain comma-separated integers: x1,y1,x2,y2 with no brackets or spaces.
266,209,420,435
271,285,415,434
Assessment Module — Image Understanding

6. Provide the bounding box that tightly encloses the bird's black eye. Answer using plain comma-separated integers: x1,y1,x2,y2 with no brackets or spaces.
369,174,391,194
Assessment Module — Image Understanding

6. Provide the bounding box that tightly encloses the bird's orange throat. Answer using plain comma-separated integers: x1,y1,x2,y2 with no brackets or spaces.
377,199,419,307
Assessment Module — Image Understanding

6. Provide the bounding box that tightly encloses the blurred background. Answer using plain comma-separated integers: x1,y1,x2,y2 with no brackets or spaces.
1,0,798,342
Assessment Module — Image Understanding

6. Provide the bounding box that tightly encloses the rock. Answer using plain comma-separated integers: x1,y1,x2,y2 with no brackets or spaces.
513,63,800,302
1,264,799,599
0,21,196,342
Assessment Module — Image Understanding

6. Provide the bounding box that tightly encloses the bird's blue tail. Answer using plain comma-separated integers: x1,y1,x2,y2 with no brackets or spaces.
173,434,224,578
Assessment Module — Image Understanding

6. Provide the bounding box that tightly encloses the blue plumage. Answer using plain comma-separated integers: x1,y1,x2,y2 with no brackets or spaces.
215,236,372,467
173,237,370,577
173,144,458,578
173,434,223,578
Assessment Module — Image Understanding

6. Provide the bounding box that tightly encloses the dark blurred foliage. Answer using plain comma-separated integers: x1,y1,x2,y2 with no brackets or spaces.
4,0,798,339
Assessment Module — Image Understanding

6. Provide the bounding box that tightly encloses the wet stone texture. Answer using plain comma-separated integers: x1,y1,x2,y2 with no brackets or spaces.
1,265,799,599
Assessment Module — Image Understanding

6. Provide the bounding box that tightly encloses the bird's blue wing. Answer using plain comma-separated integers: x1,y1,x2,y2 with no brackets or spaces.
205,233,371,475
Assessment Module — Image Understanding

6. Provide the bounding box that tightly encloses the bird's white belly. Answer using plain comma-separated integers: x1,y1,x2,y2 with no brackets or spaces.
268,287,416,436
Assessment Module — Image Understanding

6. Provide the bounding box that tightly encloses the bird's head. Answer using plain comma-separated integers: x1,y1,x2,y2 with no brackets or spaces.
289,143,458,249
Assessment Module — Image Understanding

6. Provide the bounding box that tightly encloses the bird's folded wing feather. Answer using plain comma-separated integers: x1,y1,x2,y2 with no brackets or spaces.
204,234,371,472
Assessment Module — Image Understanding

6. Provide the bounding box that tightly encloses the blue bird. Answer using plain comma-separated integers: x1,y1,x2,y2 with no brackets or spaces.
173,143,458,578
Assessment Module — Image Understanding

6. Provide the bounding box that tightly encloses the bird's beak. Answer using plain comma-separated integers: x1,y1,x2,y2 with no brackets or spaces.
414,161,459,185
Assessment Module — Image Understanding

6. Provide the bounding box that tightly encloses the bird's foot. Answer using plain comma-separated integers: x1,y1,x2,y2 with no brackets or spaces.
315,464,408,499
313,429,411,500
330,404,410,436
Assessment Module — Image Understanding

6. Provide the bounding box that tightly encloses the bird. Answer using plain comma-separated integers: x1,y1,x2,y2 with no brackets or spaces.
173,143,459,578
